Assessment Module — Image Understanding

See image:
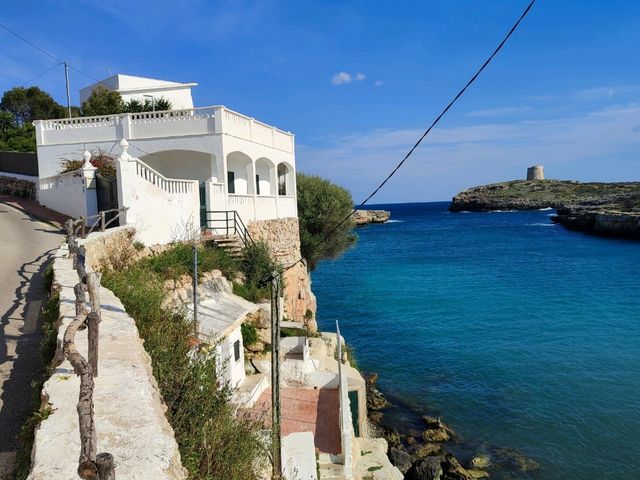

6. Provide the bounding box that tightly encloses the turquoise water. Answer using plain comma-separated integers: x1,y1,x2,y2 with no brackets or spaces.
312,202,640,480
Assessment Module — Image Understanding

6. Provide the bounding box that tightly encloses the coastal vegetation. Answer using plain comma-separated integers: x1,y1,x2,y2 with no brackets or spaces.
81,86,172,116
101,241,270,479
296,172,358,270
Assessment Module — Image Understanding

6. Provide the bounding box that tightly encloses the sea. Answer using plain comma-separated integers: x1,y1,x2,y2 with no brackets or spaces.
311,201,640,480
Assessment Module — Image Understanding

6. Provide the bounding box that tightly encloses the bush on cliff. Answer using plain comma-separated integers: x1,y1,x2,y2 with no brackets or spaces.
102,252,267,479
296,173,357,270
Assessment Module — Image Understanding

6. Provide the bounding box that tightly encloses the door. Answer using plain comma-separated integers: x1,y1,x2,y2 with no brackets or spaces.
199,181,207,229
95,172,119,228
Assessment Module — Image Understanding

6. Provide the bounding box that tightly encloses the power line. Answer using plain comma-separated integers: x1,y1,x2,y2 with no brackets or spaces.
277,0,537,279
21,62,63,86
0,23,64,63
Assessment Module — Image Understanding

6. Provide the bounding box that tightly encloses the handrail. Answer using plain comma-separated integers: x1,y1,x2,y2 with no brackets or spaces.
63,220,115,478
203,210,254,248
72,207,128,239
133,158,195,194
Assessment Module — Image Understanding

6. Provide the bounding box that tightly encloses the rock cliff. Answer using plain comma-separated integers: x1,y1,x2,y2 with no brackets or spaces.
450,180,640,239
353,209,391,225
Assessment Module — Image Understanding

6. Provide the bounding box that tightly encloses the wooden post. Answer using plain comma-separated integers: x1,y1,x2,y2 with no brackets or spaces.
63,311,98,480
99,211,106,232
86,272,102,321
87,312,99,378
270,271,282,480
96,453,115,479
74,283,87,317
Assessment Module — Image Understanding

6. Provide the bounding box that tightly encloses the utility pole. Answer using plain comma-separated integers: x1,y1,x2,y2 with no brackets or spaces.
270,272,282,480
192,244,198,338
64,61,71,118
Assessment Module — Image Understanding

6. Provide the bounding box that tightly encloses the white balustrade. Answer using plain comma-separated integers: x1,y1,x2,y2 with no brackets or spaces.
276,195,297,218
40,114,121,131
134,159,194,194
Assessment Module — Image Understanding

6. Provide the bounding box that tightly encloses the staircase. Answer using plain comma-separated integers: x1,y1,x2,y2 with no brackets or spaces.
318,453,346,480
206,234,245,259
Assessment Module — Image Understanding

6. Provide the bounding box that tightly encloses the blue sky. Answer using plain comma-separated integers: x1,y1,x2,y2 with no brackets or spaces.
2,0,639,202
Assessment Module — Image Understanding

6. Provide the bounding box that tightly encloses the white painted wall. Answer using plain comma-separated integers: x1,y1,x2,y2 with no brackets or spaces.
117,156,200,245
38,170,97,219
282,432,318,480
255,159,275,196
216,325,246,388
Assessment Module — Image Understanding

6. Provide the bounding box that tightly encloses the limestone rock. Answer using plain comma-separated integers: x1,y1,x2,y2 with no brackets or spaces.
245,341,265,353
416,443,443,458
422,416,454,442
442,453,474,480
388,447,413,474
471,455,491,469
467,469,490,479
353,209,391,225
405,456,444,480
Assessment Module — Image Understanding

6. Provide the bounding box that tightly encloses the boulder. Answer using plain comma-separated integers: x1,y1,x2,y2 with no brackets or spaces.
353,209,391,225
416,443,443,458
442,453,474,480
422,416,454,442
467,469,489,479
245,341,265,353
470,455,490,469
388,447,413,474
405,456,444,480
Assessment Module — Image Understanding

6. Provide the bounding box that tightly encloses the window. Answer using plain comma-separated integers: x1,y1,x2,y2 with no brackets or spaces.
234,340,241,362
227,171,235,194
256,174,260,195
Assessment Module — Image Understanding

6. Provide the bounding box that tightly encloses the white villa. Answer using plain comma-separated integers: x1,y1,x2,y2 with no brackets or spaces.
36,74,297,244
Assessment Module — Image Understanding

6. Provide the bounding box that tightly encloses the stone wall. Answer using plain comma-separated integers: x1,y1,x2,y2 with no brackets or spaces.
247,218,317,331
28,230,186,479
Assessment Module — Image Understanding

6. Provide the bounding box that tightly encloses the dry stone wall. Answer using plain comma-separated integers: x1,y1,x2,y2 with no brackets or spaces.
247,218,317,331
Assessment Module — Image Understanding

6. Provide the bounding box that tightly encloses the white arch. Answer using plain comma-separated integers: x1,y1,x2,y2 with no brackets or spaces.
277,161,295,196
226,151,254,195
255,157,276,196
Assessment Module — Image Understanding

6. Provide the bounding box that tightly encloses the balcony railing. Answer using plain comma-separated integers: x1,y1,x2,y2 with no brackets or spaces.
35,106,295,153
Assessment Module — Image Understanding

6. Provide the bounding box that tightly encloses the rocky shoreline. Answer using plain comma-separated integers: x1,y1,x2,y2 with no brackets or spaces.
353,209,391,225
366,374,539,480
450,180,640,239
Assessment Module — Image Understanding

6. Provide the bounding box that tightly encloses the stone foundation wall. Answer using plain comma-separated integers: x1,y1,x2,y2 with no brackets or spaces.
247,218,317,331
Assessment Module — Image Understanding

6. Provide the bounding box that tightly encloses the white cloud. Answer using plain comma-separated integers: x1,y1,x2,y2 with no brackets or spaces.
297,103,640,202
355,72,366,81
332,72,352,85
374,80,384,87
467,106,533,117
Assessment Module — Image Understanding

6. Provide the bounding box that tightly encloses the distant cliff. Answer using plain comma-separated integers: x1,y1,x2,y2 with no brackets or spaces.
450,180,640,239
353,209,391,225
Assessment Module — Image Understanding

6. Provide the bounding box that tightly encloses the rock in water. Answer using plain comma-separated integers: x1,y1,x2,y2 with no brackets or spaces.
388,447,413,474
422,416,455,442
353,209,391,225
405,456,444,480
471,454,491,469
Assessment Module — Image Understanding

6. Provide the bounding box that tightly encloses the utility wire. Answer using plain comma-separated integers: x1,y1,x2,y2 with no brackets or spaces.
276,0,537,279
1,23,123,92
21,62,63,86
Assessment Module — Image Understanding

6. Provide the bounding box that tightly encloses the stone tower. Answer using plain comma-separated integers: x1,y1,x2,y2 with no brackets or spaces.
526,165,544,180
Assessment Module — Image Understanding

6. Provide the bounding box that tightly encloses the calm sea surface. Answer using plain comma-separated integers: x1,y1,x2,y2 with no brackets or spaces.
312,202,640,480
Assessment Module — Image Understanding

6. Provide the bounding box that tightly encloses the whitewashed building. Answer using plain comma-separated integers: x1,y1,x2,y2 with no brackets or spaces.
35,74,298,244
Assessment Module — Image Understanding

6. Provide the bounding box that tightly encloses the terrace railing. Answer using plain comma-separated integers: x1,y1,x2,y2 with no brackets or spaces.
203,210,254,247
64,220,115,479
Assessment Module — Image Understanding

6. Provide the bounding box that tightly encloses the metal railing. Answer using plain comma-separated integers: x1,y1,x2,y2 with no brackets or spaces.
203,210,254,247
64,220,115,479
70,207,128,239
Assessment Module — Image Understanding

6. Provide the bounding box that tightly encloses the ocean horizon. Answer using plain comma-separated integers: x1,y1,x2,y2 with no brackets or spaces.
312,201,640,480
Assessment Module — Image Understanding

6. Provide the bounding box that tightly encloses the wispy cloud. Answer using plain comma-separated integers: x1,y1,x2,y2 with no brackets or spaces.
374,80,384,87
332,72,352,85
467,106,533,117
331,71,367,85
297,103,640,202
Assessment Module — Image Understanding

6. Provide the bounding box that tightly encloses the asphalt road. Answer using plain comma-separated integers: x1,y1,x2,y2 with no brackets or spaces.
0,203,62,477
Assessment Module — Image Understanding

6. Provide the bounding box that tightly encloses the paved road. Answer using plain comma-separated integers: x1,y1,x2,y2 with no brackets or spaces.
0,203,62,476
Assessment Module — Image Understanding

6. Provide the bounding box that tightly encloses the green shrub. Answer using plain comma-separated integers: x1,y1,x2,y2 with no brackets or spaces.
241,323,258,346
233,282,270,304
142,242,238,281
280,326,310,338
296,173,358,270
102,261,266,479
232,240,279,303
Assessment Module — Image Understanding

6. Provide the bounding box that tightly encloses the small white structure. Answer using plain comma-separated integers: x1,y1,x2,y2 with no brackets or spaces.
527,165,544,180
79,74,197,109
35,74,298,243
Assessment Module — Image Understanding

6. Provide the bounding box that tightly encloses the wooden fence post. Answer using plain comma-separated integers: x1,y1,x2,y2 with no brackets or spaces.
86,312,100,378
